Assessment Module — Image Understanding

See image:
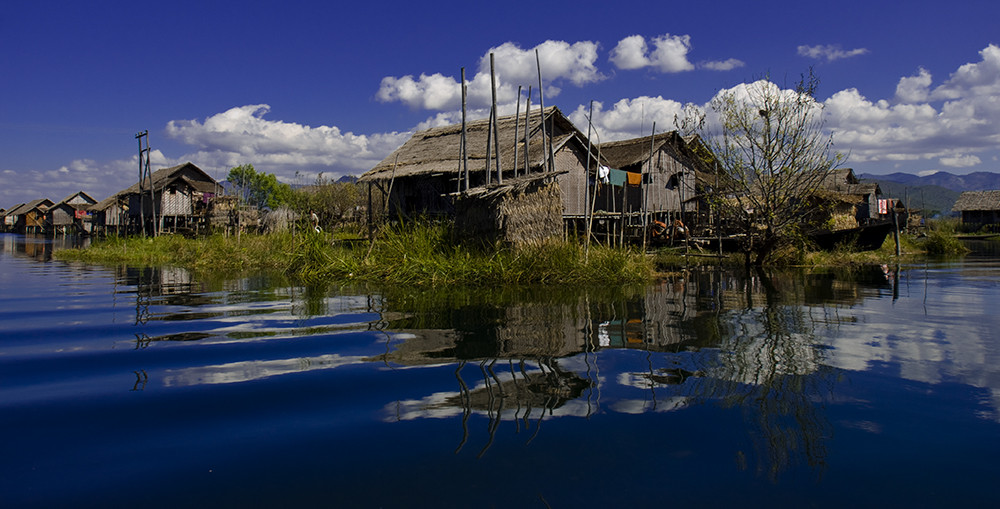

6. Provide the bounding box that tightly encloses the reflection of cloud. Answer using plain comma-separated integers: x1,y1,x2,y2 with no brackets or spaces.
163,353,368,386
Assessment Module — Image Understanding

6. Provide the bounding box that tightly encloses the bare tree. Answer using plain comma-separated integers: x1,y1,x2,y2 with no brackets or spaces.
683,71,843,265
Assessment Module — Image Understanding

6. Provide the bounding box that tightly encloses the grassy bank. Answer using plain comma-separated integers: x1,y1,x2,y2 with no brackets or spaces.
55,222,974,286
56,223,654,286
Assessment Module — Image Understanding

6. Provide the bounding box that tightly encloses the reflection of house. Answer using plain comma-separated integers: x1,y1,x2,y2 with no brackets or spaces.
46,191,97,235
952,190,1000,230
596,132,717,227
93,162,220,235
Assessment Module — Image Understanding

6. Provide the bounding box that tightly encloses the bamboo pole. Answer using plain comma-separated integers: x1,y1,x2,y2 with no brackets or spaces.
490,53,501,184
460,67,469,192
485,107,493,186
643,123,655,253
524,86,531,175
535,49,548,173
584,101,594,258
513,85,521,179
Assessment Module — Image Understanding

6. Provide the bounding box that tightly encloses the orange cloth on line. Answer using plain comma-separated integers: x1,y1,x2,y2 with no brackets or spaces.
626,172,642,185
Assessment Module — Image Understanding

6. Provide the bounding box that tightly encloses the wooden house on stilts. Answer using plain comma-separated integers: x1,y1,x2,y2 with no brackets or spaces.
46,191,98,235
359,106,604,247
595,132,719,242
92,162,221,236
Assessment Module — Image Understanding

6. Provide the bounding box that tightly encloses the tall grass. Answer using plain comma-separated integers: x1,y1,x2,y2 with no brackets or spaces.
57,224,653,286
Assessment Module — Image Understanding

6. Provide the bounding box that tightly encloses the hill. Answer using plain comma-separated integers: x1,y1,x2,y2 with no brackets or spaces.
858,170,1000,217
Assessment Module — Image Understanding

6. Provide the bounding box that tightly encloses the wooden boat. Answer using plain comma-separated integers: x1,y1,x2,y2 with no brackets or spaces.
810,221,894,251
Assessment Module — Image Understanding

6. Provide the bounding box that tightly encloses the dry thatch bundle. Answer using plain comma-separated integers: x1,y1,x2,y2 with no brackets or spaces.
455,175,563,249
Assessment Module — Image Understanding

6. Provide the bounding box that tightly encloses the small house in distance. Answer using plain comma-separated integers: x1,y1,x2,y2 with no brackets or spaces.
952,190,1000,231
5,198,54,234
47,191,98,235
93,162,220,235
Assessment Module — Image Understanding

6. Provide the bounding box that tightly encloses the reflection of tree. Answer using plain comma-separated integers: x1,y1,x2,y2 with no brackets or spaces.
700,270,835,481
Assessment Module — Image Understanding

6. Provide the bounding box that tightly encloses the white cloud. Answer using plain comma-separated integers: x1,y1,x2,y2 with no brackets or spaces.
930,44,1000,100
568,96,687,143
895,67,933,103
825,45,1000,166
797,44,869,62
940,154,982,167
165,104,411,181
376,40,603,112
609,34,695,73
0,152,172,206
700,58,745,71
486,40,603,87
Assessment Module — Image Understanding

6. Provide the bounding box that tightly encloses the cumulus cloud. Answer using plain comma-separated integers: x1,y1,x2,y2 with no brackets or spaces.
797,44,869,62
895,67,933,103
568,96,687,142
165,104,411,181
377,40,603,112
824,46,1000,165
609,34,695,73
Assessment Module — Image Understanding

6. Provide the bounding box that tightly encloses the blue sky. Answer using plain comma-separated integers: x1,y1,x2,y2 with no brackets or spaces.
2,0,998,207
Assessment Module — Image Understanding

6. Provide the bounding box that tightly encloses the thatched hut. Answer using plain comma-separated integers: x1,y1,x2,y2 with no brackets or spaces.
596,132,718,227
93,162,220,235
359,106,602,221
454,174,564,248
953,190,1000,230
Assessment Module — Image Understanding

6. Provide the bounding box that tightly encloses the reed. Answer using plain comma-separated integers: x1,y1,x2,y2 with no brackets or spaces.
58,223,653,286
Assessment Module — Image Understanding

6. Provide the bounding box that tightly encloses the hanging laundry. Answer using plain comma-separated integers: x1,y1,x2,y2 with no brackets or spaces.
626,172,642,186
606,168,628,187
598,165,611,183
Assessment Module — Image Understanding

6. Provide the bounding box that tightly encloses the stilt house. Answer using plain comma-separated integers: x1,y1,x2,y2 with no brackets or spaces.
6,198,54,234
596,132,718,228
93,162,220,235
359,106,603,219
953,190,1000,231
359,106,604,246
47,191,97,235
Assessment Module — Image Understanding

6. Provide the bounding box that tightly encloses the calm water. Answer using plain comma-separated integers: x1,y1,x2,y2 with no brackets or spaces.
2,233,999,507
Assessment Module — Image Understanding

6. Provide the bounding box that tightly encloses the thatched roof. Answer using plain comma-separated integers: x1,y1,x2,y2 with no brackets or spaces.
952,190,1000,211
93,162,217,210
359,106,597,182
6,198,54,216
597,131,718,184
815,168,880,197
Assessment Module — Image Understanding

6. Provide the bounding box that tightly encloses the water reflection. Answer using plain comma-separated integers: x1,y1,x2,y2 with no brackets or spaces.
1,233,90,261
365,268,895,475
5,232,1000,492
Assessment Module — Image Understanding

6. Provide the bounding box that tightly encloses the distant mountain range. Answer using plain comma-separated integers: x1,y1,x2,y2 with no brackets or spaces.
858,170,1000,216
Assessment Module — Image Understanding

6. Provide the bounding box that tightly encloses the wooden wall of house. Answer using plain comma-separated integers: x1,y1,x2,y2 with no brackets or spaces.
50,206,74,227
554,148,589,216
644,148,696,214
161,188,194,216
